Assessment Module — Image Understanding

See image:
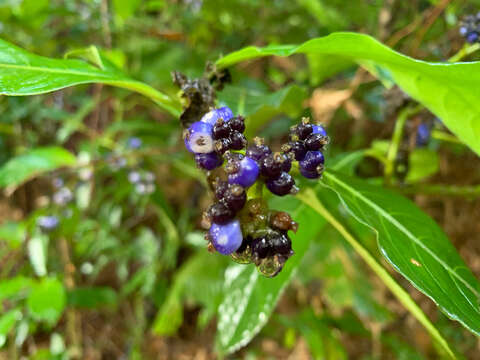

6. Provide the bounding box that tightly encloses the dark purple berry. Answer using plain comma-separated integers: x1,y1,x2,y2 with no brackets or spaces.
209,219,243,255
228,156,260,188
184,121,214,154
228,116,245,133
195,152,223,170
201,107,234,126
246,142,272,162
251,236,270,259
260,153,287,179
281,156,292,173
266,172,295,196
229,131,247,150
213,121,230,140
214,138,231,154
284,141,307,161
300,151,325,172
224,185,247,212
208,202,234,224
416,123,431,147
305,133,328,151
296,123,313,140
270,231,292,256
215,181,229,200
300,167,321,179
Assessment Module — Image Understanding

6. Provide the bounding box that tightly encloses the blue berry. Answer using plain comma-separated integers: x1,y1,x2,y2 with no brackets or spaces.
209,220,243,255
184,121,214,154
195,152,223,170
416,123,431,147
53,187,73,206
38,216,59,231
246,142,272,162
228,156,259,188
466,31,479,44
300,151,324,179
127,137,142,149
312,124,327,137
200,107,234,126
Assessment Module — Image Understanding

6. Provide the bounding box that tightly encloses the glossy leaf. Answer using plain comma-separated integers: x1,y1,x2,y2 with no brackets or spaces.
216,32,480,156
322,170,480,337
216,192,327,355
0,147,76,188
0,39,181,116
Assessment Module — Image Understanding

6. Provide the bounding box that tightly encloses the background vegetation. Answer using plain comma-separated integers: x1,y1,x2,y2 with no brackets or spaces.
1,0,480,359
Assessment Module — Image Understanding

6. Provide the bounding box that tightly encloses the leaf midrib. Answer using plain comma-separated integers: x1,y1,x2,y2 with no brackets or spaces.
324,171,480,300
0,62,120,79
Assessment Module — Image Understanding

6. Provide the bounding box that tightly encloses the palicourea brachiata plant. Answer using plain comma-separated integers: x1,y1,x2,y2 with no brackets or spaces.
182,107,329,277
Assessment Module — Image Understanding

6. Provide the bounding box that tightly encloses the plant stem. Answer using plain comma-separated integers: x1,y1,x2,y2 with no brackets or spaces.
448,43,480,62
431,129,463,144
297,188,456,360
384,105,422,184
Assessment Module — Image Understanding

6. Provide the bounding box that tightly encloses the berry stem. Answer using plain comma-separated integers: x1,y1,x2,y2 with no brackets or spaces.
247,180,264,200
448,43,480,62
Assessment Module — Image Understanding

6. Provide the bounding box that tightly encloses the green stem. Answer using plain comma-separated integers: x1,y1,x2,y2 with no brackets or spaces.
431,129,463,144
384,105,422,184
297,189,456,360
448,43,480,62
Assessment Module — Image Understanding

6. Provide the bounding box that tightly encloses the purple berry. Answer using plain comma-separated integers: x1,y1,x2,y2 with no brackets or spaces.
209,220,243,255
312,124,327,137
229,131,247,150
195,152,223,170
459,26,468,36
208,202,234,224
128,171,141,183
200,107,234,126
295,123,313,140
184,121,214,154
127,137,142,149
223,185,246,211
300,151,325,172
266,172,295,196
228,156,259,188
466,31,479,44
260,153,288,179
416,123,431,147
251,236,270,259
305,133,328,151
228,116,245,133
246,143,272,162
285,141,307,161
38,216,59,231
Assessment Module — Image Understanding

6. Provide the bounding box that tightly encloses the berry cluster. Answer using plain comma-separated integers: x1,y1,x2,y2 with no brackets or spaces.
459,13,480,43
183,107,329,277
37,177,75,232
128,170,156,195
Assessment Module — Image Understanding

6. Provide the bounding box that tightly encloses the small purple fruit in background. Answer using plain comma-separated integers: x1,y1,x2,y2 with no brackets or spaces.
228,156,259,188
200,107,234,126
416,123,431,147
53,187,73,206
127,137,142,149
209,219,243,255
128,171,141,183
38,215,59,231
184,121,214,154
195,152,223,170
466,31,479,44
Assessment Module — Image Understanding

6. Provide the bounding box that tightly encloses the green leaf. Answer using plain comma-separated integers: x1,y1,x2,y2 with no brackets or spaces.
297,186,456,359
321,170,480,338
0,276,33,302
0,221,26,248
0,309,22,347
216,32,480,156
215,193,327,355
406,148,440,183
0,39,180,116
0,147,76,188
218,84,307,138
27,278,66,325
67,287,117,309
